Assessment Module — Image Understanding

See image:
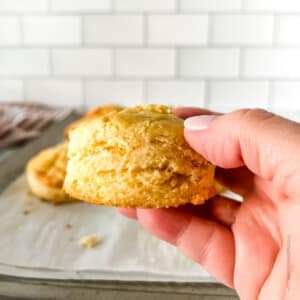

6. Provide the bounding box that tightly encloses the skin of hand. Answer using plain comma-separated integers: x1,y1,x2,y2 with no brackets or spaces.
118,108,300,300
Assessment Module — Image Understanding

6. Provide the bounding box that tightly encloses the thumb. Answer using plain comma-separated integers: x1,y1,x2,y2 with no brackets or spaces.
184,109,300,184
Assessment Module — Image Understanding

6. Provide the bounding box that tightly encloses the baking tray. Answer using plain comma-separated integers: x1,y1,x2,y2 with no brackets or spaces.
0,114,238,300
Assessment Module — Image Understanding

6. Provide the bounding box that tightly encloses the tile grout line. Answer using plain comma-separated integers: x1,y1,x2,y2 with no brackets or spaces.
47,0,51,12
3,44,300,49
4,45,300,49
81,79,87,109
143,13,148,46
111,48,117,78
175,0,181,12
174,48,180,79
0,11,297,16
110,0,115,14
48,48,54,76
143,80,148,104
22,79,27,102
240,0,247,12
3,75,300,81
204,80,211,109
268,80,275,110
238,48,245,80
207,14,214,46
272,15,279,46
80,15,85,47
19,15,24,46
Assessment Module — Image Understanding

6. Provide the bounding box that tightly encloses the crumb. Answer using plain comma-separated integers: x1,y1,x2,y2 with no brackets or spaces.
65,224,72,229
79,235,99,249
27,190,34,197
23,209,30,215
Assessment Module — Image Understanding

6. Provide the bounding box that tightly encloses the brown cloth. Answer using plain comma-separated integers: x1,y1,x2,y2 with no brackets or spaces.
0,103,71,149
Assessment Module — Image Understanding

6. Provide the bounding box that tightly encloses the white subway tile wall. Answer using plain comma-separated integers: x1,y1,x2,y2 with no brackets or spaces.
115,49,175,78
0,49,49,76
179,48,240,78
0,17,21,45
0,0,48,13
50,0,111,12
85,80,143,107
244,0,300,12
25,80,82,107
209,81,269,110
23,16,81,45
271,82,300,109
0,0,299,113
0,80,23,100
84,16,143,45
212,15,274,45
277,16,300,45
53,49,112,76
180,0,241,12
115,0,176,13
244,49,300,78
148,15,208,45
146,81,205,106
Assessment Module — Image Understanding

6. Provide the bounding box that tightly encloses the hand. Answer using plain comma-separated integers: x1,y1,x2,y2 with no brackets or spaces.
118,108,300,300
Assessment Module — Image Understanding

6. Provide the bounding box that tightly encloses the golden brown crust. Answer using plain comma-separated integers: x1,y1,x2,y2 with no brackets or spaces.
64,104,216,208
26,143,74,203
64,105,123,140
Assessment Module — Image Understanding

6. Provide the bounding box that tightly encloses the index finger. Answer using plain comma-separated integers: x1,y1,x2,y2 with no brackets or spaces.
136,208,235,287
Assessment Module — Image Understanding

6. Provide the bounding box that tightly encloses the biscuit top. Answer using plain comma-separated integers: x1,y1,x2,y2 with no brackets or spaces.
64,105,123,140
86,105,123,117
114,105,178,127
68,105,205,173
105,104,182,140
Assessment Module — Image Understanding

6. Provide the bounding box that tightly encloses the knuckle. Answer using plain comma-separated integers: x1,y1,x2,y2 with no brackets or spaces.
231,108,273,123
228,109,277,134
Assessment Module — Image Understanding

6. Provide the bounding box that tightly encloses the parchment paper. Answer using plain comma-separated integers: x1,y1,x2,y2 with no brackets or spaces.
0,175,215,282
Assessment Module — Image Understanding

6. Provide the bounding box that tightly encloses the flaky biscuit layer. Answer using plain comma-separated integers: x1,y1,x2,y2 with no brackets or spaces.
64,105,216,208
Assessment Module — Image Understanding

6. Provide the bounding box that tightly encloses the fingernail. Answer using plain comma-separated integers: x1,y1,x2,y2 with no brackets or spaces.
184,115,216,131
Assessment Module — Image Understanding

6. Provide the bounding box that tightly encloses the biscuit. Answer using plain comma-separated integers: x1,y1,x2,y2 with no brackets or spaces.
64,105,216,208
26,143,74,204
26,105,122,204
64,105,123,140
